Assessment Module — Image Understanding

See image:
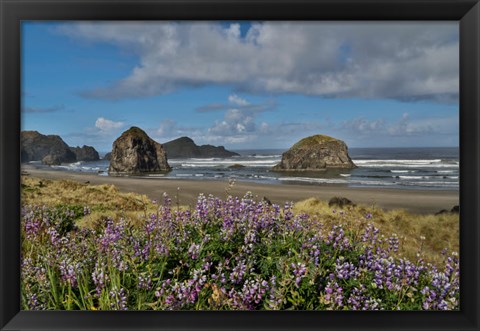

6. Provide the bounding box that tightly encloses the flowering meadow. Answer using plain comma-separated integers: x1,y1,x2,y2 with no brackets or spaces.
21,189,459,311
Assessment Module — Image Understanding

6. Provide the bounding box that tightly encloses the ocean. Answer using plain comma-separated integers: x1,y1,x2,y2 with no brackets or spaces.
38,147,459,191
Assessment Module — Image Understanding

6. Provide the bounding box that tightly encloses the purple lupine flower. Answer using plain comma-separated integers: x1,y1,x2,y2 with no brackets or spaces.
26,293,41,310
291,262,307,287
109,286,128,310
91,260,108,295
230,259,247,284
239,277,270,308
334,258,359,280
188,243,201,260
323,281,344,308
58,258,80,287
138,274,153,290
266,275,283,310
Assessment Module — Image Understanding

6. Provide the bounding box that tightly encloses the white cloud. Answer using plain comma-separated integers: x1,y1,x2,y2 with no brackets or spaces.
341,117,386,134
203,95,277,144
58,22,459,102
23,105,65,113
155,119,177,137
388,113,458,136
228,94,249,106
153,119,203,143
95,117,124,132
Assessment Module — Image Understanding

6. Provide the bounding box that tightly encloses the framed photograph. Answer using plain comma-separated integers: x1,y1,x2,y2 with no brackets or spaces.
1,0,479,330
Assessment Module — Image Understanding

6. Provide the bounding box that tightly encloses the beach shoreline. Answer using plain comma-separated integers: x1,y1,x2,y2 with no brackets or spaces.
21,165,459,214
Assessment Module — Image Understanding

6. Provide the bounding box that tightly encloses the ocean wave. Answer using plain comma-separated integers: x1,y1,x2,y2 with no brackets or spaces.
354,159,443,164
175,160,279,168
250,154,282,159
397,175,439,180
353,159,459,168
399,181,459,187
357,163,458,169
278,177,348,184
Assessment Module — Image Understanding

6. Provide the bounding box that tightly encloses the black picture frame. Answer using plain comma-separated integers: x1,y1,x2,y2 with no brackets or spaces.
1,0,479,330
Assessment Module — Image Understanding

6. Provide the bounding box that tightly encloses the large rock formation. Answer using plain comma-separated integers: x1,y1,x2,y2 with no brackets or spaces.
163,136,239,158
21,131,76,164
108,127,171,174
272,134,356,171
70,145,100,162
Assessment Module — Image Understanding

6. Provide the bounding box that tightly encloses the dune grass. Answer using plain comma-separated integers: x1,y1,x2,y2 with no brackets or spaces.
22,176,161,228
293,198,458,267
21,175,458,267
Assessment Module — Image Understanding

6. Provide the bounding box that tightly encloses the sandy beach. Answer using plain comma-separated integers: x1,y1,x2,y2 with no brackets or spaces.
21,166,459,214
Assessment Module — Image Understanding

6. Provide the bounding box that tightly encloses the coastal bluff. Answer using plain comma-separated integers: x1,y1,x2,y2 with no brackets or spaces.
163,136,239,158
21,131,100,165
21,131,76,165
108,127,171,175
273,134,356,171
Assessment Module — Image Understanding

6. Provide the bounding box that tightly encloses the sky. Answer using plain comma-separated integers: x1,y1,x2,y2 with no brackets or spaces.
22,21,459,152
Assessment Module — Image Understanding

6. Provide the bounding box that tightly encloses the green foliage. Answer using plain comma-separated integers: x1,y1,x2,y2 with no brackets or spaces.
20,195,459,311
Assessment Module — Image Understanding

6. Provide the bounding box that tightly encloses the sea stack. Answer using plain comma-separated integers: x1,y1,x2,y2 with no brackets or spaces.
70,145,100,162
272,134,356,171
108,127,171,175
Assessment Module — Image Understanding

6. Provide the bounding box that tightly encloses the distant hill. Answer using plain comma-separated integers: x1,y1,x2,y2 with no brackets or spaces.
163,137,239,158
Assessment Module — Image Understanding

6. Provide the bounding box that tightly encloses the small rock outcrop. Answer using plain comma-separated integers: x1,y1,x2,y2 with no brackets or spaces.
103,152,112,161
435,205,460,215
21,131,76,164
70,145,100,162
272,135,356,171
163,136,239,158
328,197,356,208
108,127,171,175
42,154,62,166
229,164,246,169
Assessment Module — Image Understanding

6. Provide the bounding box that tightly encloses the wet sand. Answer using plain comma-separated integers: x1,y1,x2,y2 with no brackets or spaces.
22,166,459,214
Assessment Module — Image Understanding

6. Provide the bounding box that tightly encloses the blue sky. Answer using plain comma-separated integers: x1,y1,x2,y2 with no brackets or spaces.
22,21,459,152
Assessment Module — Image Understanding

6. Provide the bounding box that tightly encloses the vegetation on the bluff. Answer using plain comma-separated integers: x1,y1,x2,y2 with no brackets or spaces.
291,134,339,149
21,176,459,310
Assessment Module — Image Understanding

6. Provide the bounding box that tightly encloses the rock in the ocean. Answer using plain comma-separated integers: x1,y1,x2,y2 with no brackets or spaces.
272,134,356,171
108,127,171,174
103,152,112,161
21,131,76,164
228,164,246,169
42,154,62,166
70,145,100,161
163,136,239,158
